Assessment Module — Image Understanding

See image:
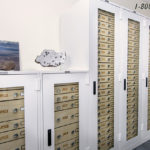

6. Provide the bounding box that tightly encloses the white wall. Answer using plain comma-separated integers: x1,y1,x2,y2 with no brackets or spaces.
0,0,149,71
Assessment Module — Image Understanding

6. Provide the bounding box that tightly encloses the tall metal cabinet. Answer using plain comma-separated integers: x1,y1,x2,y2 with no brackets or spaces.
0,73,40,150
42,72,90,150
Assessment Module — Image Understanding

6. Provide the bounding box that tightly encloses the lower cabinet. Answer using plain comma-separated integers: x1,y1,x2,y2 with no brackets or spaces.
43,73,89,150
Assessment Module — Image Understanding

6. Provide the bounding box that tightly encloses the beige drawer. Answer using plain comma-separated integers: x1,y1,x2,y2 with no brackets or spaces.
127,129,138,137
128,64,138,70
128,53,137,58
54,84,78,95
127,113,137,120
55,123,79,144
98,132,113,142
0,89,24,102
127,86,138,92
0,128,25,144
98,107,113,116
98,35,114,43
128,46,139,53
98,28,114,37
98,63,114,70
55,93,79,103
98,121,114,130
127,75,138,81
127,102,138,109
98,21,114,30
127,107,138,114
0,119,24,133
55,100,78,111
98,70,114,76
98,43,114,50
98,56,114,63
55,137,79,150
128,41,139,47
98,114,113,123
0,100,24,122
127,124,138,132
129,21,139,29
98,13,114,23
127,132,137,140
55,108,78,128
98,82,113,89
98,101,113,109
127,97,136,103
98,89,113,96
127,81,137,87
98,49,114,57
98,142,113,150
128,29,139,35
98,96,113,104
0,138,25,150
127,118,138,125
128,58,137,64
127,91,138,97
98,76,113,83
128,35,139,41
98,126,113,136
127,70,137,75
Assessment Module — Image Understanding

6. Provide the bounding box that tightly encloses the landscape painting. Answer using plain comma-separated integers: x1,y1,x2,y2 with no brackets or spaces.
0,41,20,71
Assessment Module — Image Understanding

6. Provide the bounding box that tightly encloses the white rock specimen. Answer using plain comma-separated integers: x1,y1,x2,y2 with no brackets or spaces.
35,50,66,67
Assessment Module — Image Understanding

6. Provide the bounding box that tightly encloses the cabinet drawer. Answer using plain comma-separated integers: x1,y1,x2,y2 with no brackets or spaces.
98,141,113,150
127,91,138,97
98,89,113,96
98,114,113,123
128,64,138,70
98,28,114,37
128,35,139,41
0,119,24,133
98,83,113,89
98,96,113,104
0,138,25,150
98,121,114,129
0,128,25,144
127,70,137,75
98,49,114,57
98,132,113,142
55,137,79,150
0,89,24,102
127,107,138,114
127,75,138,81
98,63,114,70
55,123,79,144
98,101,113,109
127,86,138,92
128,29,139,35
55,93,79,103
128,58,137,64
98,21,114,30
128,47,139,53
127,102,138,109
0,100,24,122
129,22,139,30
128,53,137,58
127,129,138,137
55,84,78,94
55,108,78,128
98,70,114,76
55,100,78,111
128,41,139,47
98,107,113,116
98,126,113,136
98,35,114,43
98,43,114,50
98,76,113,83
98,56,114,63
98,13,114,23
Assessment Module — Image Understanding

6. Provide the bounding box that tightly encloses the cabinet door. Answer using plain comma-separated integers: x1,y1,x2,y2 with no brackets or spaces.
43,73,89,150
0,75,39,150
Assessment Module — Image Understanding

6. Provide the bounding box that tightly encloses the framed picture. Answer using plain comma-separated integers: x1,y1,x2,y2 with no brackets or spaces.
0,41,20,71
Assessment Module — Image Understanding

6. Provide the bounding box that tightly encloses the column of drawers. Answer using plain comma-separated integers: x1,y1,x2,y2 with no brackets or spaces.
97,9,114,150
0,87,25,150
54,83,79,150
148,28,150,130
127,20,140,140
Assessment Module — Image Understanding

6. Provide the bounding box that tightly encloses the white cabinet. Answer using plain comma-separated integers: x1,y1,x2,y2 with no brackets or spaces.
42,72,90,150
0,74,40,150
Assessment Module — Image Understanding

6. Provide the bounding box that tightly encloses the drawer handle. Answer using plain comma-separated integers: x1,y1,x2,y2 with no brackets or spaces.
14,123,19,129
71,142,75,147
14,93,18,98
13,134,19,139
13,108,18,113
56,97,61,102
71,95,75,99
71,103,75,108
71,115,75,119
71,87,75,91
57,118,61,122
71,130,75,134
57,135,61,139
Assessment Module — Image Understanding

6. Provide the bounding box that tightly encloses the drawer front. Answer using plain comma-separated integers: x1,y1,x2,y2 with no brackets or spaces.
98,35,114,43
128,41,139,47
128,47,139,53
98,13,114,23
98,76,113,83
0,119,24,133
98,28,114,37
128,35,139,41
55,100,78,111
128,53,137,58
98,89,113,96
98,49,114,57
128,29,139,35
98,140,113,150
55,93,79,103
98,43,114,50
55,123,79,144
54,84,78,94
98,56,114,63
98,70,114,76
98,101,113,109
98,126,113,136
128,64,138,70
0,138,25,150
55,108,79,128
0,100,24,122
98,21,114,30
98,63,114,70
55,137,79,150
98,83,113,89
98,114,113,123
98,107,113,116
98,121,114,130
98,96,113,104
0,128,25,144
0,89,24,101
98,132,113,142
